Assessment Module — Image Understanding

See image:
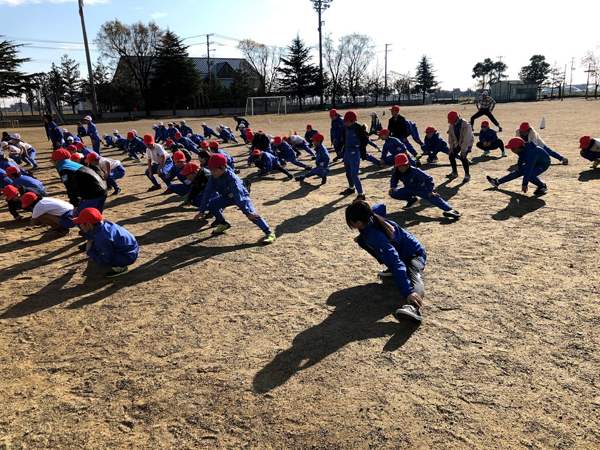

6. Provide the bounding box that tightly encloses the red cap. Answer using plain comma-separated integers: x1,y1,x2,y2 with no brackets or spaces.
165,139,174,147
72,207,103,224
447,111,459,123
506,137,525,149
206,153,228,169
306,124,312,130
76,142,85,149
246,131,255,142
390,105,400,112
174,132,182,139
51,148,71,161
21,192,37,208
329,109,338,117
143,134,154,145
273,136,283,146
312,132,325,142
394,153,409,167
181,162,199,175
580,135,592,149
66,145,78,153
127,131,135,139
70,153,82,162
481,121,489,127
85,152,99,163
282,136,289,142
5,166,19,176
252,149,261,156
378,128,390,136
208,141,219,148
343,111,357,122
200,141,209,148
173,151,186,162
519,122,530,132
2,185,18,200
425,126,436,133
258,130,264,133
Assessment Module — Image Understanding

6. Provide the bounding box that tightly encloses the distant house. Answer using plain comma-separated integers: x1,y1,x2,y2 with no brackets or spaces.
489,80,538,102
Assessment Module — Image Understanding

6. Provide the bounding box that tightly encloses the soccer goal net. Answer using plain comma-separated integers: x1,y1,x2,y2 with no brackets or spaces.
245,96,287,116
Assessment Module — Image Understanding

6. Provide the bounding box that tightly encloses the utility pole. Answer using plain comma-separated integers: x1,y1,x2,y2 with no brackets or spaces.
569,57,575,94
585,63,592,99
384,43,392,101
311,0,333,108
206,33,214,80
78,0,98,117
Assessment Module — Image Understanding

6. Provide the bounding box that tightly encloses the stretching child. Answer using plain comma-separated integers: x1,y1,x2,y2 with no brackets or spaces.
294,132,330,185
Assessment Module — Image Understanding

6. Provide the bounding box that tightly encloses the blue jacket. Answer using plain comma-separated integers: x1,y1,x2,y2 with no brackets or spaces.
155,127,168,143
202,125,217,138
359,203,426,298
330,115,344,144
87,221,139,267
215,149,235,168
305,129,318,143
518,142,551,185
180,124,193,136
0,160,25,174
77,125,87,137
105,135,118,147
87,122,100,140
167,127,178,140
0,168,11,189
423,132,449,154
165,164,187,184
219,128,236,141
254,151,280,172
47,122,64,147
176,137,198,154
407,121,423,145
116,137,128,150
127,137,146,154
200,168,252,215
314,144,330,171
381,137,408,160
479,128,499,144
189,134,206,146
12,175,46,194
391,166,435,191
274,141,296,161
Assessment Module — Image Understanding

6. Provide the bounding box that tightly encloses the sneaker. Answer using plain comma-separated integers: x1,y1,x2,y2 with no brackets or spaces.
234,169,241,174
147,185,161,191
243,179,252,193
303,166,313,171
295,175,305,182
210,219,220,228
443,209,461,219
462,174,471,182
501,151,507,157
263,232,276,244
163,188,172,194
561,158,569,165
533,184,548,196
482,150,490,157
332,156,341,162
354,193,366,201
394,304,422,323
377,269,393,278
428,157,439,164
486,175,500,188
105,266,129,278
340,187,356,195
403,197,419,210
212,221,231,234
113,188,122,195
498,127,503,132
592,161,599,169
415,160,422,168
287,173,294,179
321,175,327,185
446,172,458,179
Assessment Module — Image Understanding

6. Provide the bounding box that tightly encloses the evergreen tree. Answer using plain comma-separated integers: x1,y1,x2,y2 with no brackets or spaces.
277,35,319,110
48,63,65,111
0,36,34,109
519,55,550,85
60,54,83,113
150,30,201,113
414,55,438,105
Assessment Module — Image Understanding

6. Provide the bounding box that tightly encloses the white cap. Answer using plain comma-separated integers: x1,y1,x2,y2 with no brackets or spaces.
151,124,157,129
219,124,224,128
238,123,245,128
370,112,377,116
482,90,488,95
113,130,119,134
168,122,174,126
61,128,68,133
102,133,107,138
0,141,8,147
180,120,186,124
84,115,92,121
131,129,137,135
186,133,192,138
158,122,164,126
215,126,221,132
9,133,21,140
66,136,74,141
202,122,206,126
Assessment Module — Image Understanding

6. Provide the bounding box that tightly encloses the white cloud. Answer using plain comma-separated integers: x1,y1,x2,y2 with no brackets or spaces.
150,12,167,19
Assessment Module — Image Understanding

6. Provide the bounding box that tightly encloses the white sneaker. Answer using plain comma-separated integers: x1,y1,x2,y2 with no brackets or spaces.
394,304,422,323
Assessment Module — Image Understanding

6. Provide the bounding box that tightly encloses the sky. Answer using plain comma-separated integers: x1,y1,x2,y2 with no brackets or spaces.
1,0,598,92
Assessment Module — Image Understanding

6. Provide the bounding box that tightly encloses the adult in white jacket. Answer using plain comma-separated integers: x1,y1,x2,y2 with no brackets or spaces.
446,110,474,183
516,122,568,165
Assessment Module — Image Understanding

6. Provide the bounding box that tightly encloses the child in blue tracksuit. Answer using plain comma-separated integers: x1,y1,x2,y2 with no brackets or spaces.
5,166,46,194
9,134,38,168
272,136,310,170
174,132,200,155
330,109,345,161
77,122,87,138
294,132,330,184
84,115,101,155
251,149,293,179
237,124,248,144
103,134,118,147
378,129,417,167
305,124,318,147
421,127,450,163
126,132,146,161
164,151,190,196
188,133,206,146
44,115,64,149
180,120,193,136
390,154,461,218
0,168,11,189
194,153,276,244
405,120,424,155
477,121,506,157
486,138,551,195
217,126,238,143
74,207,139,278
517,122,567,165
208,141,238,173
339,111,369,201
346,200,426,323
153,123,168,143
201,123,219,139
286,134,316,157
166,123,178,140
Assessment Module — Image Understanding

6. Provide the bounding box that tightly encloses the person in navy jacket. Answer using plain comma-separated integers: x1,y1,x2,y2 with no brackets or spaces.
194,153,276,244
126,131,146,161
188,132,206,147
163,151,190,196
346,200,426,323
251,149,293,179
208,141,238,173
272,136,310,170
166,123,178,140
329,109,345,161
83,115,101,155
305,124,319,147
174,132,199,155
390,154,461,218
4,166,46,194
378,129,417,167
486,137,551,195
44,114,64,149
179,120,193,136
421,127,450,163
201,123,219,139
339,110,369,201
74,207,139,278
476,121,506,157
294,132,329,185
216,126,238,143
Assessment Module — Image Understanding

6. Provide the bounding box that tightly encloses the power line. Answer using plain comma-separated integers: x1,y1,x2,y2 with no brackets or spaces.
4,35,94,46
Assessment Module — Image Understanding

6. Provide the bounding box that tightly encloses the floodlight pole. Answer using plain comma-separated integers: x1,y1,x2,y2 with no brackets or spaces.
78,0,98,117
311,0,332,108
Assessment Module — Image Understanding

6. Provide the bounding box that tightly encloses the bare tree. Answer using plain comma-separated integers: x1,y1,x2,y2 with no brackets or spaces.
364,60,384,105
340,33,374,104
237,39,283,97
581,48,600,99
389,71,413,102
323,33,347,108
95,20,163,115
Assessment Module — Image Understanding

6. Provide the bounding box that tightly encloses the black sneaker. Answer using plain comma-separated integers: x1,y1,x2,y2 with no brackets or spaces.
394,304,422,323
443,209,461,219
303,166,313,171
339,187,356,195
498,127,503,132
113,188,122,195
354,193,366,201
403,197,419,210
486,175,499,188
105,266,129,278
295,175,305,182
377,269,393,278
243,179,252,193
332,156,341,162
533,184,548,196
321,175,327,185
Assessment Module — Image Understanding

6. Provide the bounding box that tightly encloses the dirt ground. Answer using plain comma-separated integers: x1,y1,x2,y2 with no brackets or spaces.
0,99,599,449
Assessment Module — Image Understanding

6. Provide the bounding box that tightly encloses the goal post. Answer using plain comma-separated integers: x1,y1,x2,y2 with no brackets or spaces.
245,96,287,116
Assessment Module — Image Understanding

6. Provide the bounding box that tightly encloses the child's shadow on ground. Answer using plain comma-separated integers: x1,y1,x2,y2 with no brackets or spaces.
578,169,600,182
486,188,546,220
253,283,419,393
